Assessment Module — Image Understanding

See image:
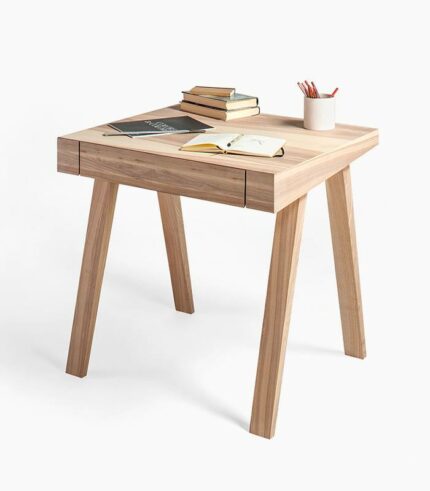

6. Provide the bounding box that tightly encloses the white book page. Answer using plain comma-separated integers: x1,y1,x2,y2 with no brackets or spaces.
183,133,239,149
229,134,285,157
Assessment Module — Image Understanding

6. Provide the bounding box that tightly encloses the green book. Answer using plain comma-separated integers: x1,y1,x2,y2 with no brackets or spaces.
182,91,258,111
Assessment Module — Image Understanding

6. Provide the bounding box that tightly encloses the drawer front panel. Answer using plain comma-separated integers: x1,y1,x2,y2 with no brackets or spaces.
80,142,245,207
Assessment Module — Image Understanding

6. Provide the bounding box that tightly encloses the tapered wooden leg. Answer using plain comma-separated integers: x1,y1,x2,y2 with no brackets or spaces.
326,166,366,359
250,195,307,438
158,192,194,314
66,179,118,377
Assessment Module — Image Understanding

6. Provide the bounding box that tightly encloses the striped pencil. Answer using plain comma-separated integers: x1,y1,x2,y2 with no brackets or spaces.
297,82,307,96
311,81,320,98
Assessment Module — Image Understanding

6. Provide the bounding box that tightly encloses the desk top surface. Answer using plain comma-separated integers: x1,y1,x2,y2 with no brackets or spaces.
61,105,378,176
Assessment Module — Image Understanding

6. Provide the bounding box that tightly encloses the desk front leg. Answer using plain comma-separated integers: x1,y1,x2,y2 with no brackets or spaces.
326,166,366,358
66,179,118,377
250,195,307,438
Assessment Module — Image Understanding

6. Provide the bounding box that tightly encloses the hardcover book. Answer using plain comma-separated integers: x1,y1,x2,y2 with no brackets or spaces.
182,92,258,110
180,101,260,121
189,86,235,97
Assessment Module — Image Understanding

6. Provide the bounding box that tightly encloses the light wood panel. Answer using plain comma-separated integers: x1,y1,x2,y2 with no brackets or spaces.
273,134,378,212
158,192,194,314
246,171,275,212
58,137,79,175
246,133,377,213
60,106,378,175
58,106,378,214
80,142,246,208
66,179,118,377
326,167,366,358
250,195,307,438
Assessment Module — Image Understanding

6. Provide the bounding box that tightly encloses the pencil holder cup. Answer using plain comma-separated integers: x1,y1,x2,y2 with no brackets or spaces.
303,94,335,130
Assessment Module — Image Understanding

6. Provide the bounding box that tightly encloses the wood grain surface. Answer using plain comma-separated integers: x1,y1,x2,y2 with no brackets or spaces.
158,192,194,314
250,195,307,438
326,167,366,358
80,142,246,207
57,137,79,175
58,105,378,213
66,179,118,377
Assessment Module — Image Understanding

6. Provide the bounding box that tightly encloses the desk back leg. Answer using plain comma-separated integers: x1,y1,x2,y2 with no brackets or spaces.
158,192,194,314
250,195,307,438
66,179,118,377
326,166,366,359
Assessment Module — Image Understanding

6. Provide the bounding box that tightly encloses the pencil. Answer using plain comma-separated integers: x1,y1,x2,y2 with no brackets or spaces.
299,82,307,97
331,87,339,97
301,82,309,97
311,81,320,98
297,82,307,96
305,81,313,98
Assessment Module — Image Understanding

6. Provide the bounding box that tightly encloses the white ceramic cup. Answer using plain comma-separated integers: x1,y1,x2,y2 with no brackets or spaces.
303,94,335,130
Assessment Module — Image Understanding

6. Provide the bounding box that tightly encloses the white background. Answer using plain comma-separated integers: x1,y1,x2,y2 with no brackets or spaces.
1,1,429,489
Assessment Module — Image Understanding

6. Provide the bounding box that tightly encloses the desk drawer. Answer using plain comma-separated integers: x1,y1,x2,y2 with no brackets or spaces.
79,142,245,207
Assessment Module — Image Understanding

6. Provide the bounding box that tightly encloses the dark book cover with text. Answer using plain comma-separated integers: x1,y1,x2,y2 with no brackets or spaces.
109,116,213,134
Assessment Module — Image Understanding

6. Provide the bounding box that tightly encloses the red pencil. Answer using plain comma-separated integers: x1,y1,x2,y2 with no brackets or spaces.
299,82,308,97
297,82,307,96
304,80,313,98
311,81,320,98
331,87,339,97
301,82,309,97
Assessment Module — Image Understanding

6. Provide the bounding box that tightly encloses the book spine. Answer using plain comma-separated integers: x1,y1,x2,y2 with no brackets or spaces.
180,101,227,120
224,107,260,121
183,93,227,110
190,86,235,97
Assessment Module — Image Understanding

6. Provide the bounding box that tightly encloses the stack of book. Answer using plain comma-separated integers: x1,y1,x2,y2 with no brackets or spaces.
180,86,260,121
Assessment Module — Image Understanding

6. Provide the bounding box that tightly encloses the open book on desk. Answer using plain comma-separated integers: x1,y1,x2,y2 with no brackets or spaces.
181,133,285,158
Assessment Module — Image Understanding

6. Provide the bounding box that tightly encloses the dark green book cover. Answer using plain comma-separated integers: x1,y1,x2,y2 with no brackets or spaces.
109,116,213,135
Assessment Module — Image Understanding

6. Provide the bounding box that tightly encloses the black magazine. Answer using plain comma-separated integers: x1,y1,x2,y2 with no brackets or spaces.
109,116,212,136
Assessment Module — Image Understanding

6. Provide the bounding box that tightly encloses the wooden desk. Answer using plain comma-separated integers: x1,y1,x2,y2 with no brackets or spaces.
58,105,378,438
